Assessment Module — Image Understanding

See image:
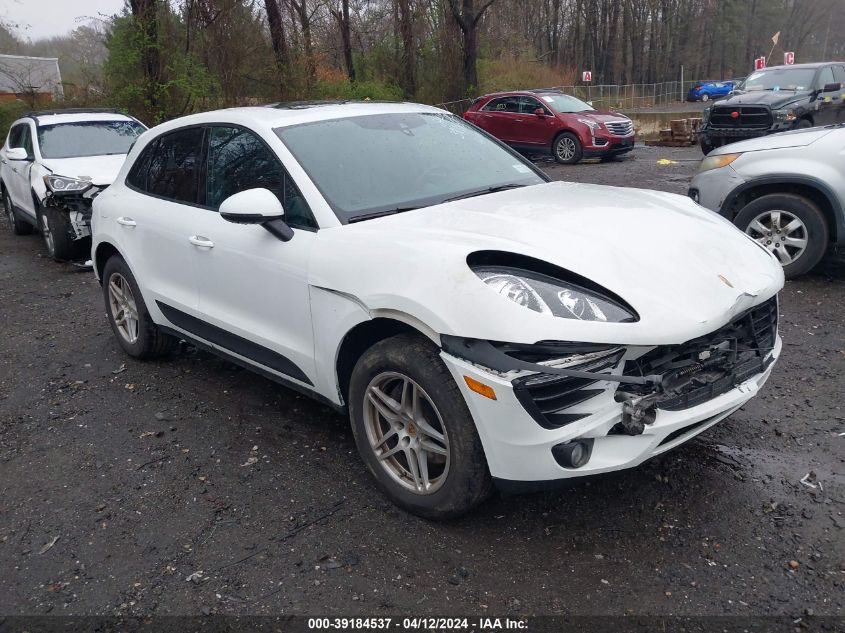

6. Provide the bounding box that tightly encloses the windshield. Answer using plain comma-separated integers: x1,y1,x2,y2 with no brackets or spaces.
536,93,594,113
275,112,545,221
738,68,817,92
38,120,146,159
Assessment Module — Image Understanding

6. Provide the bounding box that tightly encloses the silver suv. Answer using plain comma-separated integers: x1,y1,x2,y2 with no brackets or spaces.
689,125,845,278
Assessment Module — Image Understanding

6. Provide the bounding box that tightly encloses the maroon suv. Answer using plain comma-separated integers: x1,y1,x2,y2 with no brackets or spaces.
463,90,635,164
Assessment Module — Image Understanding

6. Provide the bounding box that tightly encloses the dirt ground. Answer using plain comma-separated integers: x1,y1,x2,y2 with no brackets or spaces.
0,146,843,622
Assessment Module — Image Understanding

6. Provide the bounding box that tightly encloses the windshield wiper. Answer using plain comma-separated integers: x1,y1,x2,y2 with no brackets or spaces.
348,206,421,223
442,183,528,203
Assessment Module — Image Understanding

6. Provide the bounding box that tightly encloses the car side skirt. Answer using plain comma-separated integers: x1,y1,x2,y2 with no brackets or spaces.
156,301,314,386
157,324,345,414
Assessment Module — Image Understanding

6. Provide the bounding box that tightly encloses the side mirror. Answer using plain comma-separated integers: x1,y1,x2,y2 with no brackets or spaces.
219,188,293,242
586,101,593,107
533,107,546,116
822,82,841,93
6,147,28,161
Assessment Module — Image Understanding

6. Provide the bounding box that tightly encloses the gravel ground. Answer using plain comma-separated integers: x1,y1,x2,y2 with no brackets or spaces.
1,146,843,621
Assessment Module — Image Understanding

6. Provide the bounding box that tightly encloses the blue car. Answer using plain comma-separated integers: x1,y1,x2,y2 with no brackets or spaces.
687,81,734,102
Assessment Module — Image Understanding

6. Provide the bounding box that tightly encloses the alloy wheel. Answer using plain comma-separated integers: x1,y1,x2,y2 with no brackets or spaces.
556,137,577,161
4,193,13,233
363,371,450,495
745,209,809,266
108,272,140,344
40,212,55,255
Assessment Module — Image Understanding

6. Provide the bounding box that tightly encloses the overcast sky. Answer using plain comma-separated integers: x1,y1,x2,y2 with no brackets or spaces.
1,0,125,40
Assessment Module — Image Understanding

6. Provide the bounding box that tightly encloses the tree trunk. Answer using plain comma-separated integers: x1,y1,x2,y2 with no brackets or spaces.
447,0,499,97
290,0,315,84
129,0,160,111
332,0,355,82
397,0,416,98
264,0,290,96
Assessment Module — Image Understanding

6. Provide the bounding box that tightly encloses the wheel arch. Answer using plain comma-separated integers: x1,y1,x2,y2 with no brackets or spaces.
721,176,843,243
94,241,123,283
335,317,431,407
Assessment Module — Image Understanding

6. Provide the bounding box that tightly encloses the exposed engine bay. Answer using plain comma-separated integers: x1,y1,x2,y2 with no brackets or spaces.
43,186,104,241
615,296,778,434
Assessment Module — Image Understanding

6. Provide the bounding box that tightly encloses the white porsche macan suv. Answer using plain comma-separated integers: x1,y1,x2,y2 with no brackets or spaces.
92,102,784,518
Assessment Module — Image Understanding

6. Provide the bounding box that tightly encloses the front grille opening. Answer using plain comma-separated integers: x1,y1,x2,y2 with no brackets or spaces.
710,105,773,129
621,296,777,411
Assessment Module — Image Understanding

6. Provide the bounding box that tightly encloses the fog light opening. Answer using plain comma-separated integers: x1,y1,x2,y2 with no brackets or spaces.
552,438,594,469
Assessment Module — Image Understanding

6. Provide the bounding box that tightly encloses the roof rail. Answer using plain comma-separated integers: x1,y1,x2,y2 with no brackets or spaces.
23,107,126,119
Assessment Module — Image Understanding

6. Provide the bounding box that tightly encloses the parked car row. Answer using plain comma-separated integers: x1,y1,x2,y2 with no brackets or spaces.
699,62,845,153
0,98,804,519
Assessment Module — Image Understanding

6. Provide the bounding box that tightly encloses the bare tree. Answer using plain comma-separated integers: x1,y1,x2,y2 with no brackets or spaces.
447,0,499,95
264,0,290,95
331,0,355,82
129,0,160,109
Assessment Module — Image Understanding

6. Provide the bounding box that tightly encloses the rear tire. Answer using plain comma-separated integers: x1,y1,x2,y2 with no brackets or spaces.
734,193,828,279
701,93,710,102
102,255,175,359
348,333,492,519
3,187,32,235
553,132,583,165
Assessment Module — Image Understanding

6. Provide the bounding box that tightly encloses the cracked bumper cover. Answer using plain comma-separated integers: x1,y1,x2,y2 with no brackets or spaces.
438,300,781,485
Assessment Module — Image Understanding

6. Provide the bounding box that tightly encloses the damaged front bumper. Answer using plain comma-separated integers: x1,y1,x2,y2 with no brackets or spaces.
439,296,780,488
43,186,104,241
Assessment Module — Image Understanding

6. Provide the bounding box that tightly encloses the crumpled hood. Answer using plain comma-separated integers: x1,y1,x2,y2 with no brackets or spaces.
310,182,784,346
711,126,832,154
41,154,128,187
715,90,807,109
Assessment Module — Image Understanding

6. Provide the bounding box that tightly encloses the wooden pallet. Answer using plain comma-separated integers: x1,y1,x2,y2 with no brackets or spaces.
646,117,703,147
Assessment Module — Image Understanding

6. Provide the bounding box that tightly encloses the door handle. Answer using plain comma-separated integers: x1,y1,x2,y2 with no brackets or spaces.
116,217,137,227
188,235,214,248
514,118,524,123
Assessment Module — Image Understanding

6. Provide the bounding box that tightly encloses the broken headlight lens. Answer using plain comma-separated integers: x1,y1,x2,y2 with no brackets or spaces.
44,175,92,194
473,266,635,322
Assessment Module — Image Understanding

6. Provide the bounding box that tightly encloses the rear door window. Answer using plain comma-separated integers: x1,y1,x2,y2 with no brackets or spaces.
482,97,521,113
143,127,205,204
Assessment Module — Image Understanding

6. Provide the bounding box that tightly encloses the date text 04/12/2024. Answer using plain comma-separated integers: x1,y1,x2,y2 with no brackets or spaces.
307,618,528,631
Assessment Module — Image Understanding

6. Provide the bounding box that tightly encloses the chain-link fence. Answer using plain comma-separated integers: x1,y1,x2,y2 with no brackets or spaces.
436,78,741,114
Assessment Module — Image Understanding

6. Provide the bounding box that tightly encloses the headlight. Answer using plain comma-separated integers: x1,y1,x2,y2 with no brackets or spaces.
699,153,741,172
577,118,602,131
774,109,797,122
43,175,92,193
473,266,635,322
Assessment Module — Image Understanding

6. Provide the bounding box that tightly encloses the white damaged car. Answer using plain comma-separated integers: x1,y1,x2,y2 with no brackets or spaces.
91,102,784,518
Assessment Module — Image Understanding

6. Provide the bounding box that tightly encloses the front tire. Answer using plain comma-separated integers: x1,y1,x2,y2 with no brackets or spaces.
700,137,716,155
102,255,175,358
734,193,828,279
3,187,32,235
553,132,583,164
37,203,86,261
348,333,492,519
796,118,813,129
